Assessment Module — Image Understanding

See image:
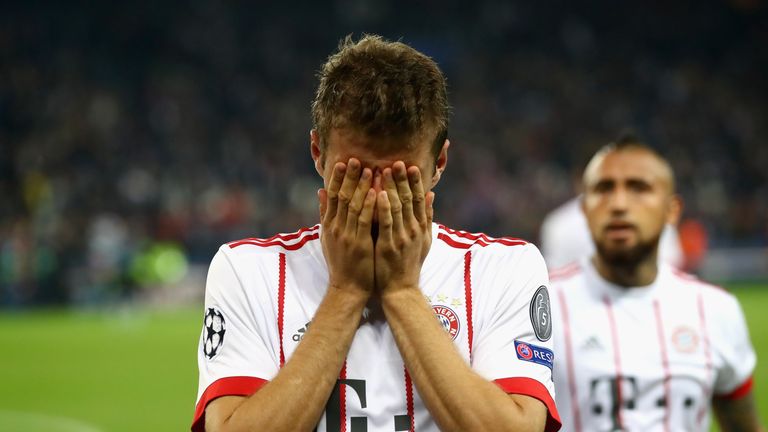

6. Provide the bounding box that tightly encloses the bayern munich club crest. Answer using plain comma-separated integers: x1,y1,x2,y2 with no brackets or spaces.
432,305,460,340
203,307,226,360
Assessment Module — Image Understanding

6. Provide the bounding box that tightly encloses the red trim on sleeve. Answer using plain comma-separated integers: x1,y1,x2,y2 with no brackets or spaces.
191,376,268,432
717,376,754,400
463,251,474,362
494,377,562,432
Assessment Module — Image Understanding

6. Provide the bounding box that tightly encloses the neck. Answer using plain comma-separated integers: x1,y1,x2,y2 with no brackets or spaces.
592,252,659,288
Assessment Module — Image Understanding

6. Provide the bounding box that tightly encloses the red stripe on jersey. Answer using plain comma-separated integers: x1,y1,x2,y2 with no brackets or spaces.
191,376,268,432
494,377,562,432
278,253,286,367
228,225,319,245
436,226,527,249
437,233,474,249
228,233,320,250
557,290,582,432
438,224,527,244
718,376,754,400
340,361,347,432
604,297,624,430
464,251,474,361
653,300,672,432
696,293,713,424
672,269,726,292
549,262,581,281
404,367,415,431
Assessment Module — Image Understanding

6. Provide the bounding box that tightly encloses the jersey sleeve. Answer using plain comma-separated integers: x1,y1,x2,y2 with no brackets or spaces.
711,292,756,398
192,247,279,431
472,243,561,432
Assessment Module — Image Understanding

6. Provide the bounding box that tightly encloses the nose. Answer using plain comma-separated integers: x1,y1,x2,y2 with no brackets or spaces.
608,187,629,214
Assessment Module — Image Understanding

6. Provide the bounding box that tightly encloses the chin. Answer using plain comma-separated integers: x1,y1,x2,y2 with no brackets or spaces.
596,238,658,267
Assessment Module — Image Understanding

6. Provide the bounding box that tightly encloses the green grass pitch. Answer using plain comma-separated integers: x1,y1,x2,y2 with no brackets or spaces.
0,284,765,431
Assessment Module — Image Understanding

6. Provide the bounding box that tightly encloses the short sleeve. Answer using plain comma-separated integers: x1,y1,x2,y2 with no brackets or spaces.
472,244,561,432
712,293,756,398
192,248,279,431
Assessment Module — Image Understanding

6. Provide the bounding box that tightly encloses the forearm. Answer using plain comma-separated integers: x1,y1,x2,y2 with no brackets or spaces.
713,392,763,432
382,288,543,432
220,287,368,432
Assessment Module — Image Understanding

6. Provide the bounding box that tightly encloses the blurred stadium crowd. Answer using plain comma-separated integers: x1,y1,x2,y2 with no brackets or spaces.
1,1,766,306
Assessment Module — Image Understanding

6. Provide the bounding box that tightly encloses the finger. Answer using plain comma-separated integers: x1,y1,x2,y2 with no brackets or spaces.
373,169,382,193
407,166,426,224
392,161,414,223
336,158,362,228
325,162,346,223
426,191,435,225
356,188,376,239
318,188,327,221
382,167,404,235
346,167,373,233
377,190,394,244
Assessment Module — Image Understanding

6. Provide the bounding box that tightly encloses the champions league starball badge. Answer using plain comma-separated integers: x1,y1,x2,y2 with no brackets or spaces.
203,307,226,360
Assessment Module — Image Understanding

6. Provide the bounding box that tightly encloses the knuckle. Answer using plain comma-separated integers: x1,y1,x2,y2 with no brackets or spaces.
338,191,351,203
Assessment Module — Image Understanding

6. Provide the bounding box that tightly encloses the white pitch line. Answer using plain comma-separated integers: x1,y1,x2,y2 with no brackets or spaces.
0,410,103,432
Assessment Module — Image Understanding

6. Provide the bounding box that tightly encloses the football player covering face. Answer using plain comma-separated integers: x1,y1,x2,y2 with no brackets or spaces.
580,145,762,431
200,35,553,432
309,126,446,306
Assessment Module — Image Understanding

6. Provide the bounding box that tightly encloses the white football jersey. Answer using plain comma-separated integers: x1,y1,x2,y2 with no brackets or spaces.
550,258,756,432
192,223,561,432
540,197,683,269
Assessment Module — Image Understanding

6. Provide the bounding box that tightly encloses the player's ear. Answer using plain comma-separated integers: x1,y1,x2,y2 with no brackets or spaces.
430,139,450,188
666,194,683,226
310,129,324,177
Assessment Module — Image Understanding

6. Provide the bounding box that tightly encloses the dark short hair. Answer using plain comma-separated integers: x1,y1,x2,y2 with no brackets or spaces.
312,34,450,158
591,130,676,191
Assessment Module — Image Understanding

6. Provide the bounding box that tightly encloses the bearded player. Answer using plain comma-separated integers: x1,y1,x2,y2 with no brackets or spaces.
550,138,761,431
192,35,561,432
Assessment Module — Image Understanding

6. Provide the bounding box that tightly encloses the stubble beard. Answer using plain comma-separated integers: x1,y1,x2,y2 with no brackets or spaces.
595,233,661,269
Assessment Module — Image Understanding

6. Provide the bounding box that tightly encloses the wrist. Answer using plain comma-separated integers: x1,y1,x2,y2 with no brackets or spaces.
380,285,423,304
327,282,372,305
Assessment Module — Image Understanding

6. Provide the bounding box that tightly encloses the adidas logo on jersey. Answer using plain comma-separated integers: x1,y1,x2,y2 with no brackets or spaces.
581,336,604,351
292,322,311,342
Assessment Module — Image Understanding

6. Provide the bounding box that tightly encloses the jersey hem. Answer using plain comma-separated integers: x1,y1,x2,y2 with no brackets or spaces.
494,377,562,432
191,376,269,432
716,375,754,400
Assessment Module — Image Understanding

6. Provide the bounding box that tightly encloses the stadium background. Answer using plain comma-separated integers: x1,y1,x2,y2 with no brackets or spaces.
0,0,765,430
